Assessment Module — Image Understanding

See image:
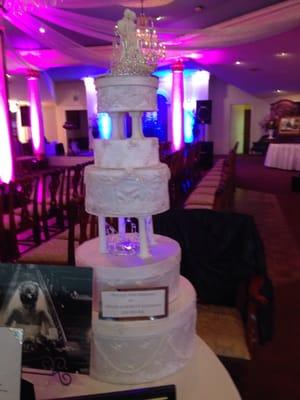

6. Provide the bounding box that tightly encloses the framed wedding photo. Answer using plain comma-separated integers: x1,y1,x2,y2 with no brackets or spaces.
0,263,93,375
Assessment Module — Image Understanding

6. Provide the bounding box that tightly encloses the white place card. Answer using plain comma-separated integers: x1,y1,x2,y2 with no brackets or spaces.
0,327,23,400
101,287,168,320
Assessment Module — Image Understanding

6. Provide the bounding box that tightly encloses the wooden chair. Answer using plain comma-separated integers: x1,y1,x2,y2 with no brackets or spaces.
40,168,65,240
196,275,269,360
0,183,19,261
17,198,81,266
12,175,41,246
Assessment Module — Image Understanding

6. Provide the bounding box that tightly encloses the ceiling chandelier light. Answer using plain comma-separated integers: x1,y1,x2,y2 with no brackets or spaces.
2,0,56,14
136,0,166,68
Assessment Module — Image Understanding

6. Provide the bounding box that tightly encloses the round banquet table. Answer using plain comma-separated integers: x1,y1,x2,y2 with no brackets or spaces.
264,143,300,171
23,337,241,400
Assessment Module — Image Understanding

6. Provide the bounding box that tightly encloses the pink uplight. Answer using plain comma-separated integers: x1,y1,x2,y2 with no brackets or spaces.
171,61,184,151
39,27,46,34
27,71,45,157
0,33,14,183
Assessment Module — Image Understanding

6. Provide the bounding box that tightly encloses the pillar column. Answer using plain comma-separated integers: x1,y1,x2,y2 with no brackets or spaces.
83,77,97,149
171,59,184,151
27,69,45,159
0,30,14,183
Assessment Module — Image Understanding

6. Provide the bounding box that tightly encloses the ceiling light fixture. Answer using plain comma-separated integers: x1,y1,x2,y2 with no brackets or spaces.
2,0,56,14
39,27,46,34
194,5,204,13
235,60,241,65
136,0,166,68
276,52,289,57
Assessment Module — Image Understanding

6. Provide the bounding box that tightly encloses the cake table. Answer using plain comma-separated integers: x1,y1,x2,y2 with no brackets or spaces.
23,337,241,400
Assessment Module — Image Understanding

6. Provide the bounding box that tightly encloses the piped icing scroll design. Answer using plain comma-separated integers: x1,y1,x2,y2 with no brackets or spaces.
85,165,170,216
98,85,157,112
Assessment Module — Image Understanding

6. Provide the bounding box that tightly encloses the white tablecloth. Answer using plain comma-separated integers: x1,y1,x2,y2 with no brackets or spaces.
23,337,241,400
265,143,300,171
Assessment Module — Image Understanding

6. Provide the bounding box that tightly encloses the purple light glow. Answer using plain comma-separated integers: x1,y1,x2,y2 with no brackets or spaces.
171,62,184,151
27,72,45,157
0,33,14,183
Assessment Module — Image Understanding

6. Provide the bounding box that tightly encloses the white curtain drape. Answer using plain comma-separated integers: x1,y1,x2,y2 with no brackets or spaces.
1,0,300,68
173,0,300,49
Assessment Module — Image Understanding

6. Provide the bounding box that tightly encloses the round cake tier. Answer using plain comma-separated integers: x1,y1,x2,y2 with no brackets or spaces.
95,75,158,113
85,163,170,217
75,234,181,312
94,138,159,169
91,276,197,384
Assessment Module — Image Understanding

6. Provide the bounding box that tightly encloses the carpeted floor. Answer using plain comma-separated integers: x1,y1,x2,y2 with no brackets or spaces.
228,155,300,399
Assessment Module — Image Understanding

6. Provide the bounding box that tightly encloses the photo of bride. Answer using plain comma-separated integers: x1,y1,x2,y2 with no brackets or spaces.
0,264,92,374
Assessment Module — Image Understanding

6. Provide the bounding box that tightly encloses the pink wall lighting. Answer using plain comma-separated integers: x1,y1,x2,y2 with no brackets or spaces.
27,70,45,157
171,60,184,151
0,32,14,183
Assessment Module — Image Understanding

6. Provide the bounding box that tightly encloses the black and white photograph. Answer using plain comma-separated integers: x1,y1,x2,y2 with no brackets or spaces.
0,263,93,374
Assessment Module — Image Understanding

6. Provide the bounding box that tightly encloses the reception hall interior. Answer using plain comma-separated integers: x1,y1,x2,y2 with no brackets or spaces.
1,0,300,399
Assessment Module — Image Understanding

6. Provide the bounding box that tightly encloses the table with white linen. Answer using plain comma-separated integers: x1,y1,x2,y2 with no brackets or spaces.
265,143,300,171
23,337,241,400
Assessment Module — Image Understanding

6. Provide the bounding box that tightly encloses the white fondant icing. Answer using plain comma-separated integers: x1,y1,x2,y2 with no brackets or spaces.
91,277,197,384
85,163,170,217
75,234,181,312
94,138,159,169
95,75,158,113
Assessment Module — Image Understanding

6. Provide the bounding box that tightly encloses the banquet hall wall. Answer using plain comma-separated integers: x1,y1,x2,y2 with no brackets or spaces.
8,72,300,155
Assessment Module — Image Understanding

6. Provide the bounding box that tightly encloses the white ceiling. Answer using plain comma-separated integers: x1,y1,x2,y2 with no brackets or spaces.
2,0,300,98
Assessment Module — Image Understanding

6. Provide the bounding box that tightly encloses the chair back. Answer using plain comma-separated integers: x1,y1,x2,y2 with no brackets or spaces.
0,183,19,261
12,175,40,238
41,169,65,216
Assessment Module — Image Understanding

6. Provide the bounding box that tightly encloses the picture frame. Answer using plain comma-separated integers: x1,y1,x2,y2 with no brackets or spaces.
278,116,300,135
47,384,176,400
0,263,93,375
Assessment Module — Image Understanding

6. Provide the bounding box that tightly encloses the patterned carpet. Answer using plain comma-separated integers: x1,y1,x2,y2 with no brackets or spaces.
235,189,300,286
227,155,300,399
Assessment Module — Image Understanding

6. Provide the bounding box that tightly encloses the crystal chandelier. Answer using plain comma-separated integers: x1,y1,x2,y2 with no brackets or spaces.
2,0,56,14
136,0,166,68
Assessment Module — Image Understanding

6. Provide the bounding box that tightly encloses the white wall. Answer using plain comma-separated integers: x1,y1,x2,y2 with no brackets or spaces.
209,75,270,155
42,103,58,142
55,80,87,152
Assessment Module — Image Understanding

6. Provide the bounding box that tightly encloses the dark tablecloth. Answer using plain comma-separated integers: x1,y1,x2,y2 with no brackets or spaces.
153,208,274,343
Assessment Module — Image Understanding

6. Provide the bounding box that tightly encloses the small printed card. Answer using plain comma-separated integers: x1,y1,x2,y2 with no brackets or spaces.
101,287,168,320
0,327,23,400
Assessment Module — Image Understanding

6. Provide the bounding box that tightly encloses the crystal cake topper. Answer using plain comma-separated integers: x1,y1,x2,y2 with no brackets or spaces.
111,8,164,76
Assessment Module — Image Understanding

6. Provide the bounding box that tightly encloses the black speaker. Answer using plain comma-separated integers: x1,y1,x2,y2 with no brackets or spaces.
196,100,212,124
20,105,31,127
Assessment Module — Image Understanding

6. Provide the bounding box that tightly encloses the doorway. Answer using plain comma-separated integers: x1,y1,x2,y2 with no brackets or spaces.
64,110,88,153
230,105,251,154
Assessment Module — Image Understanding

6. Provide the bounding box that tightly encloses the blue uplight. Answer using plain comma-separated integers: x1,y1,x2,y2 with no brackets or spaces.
184,110,194,143
97,113,112,139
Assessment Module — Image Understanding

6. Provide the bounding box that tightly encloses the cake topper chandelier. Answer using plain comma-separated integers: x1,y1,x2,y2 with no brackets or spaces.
136,0,166,67
111,2,165,76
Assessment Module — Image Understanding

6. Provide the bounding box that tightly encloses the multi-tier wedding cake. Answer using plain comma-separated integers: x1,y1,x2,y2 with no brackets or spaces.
75,9,197,385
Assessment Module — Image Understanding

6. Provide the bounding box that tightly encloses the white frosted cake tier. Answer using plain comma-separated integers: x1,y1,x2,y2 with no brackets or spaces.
91,277,197,384
94,137,159,169
85,163,170,217
95,75,158,112
75,234,181,312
